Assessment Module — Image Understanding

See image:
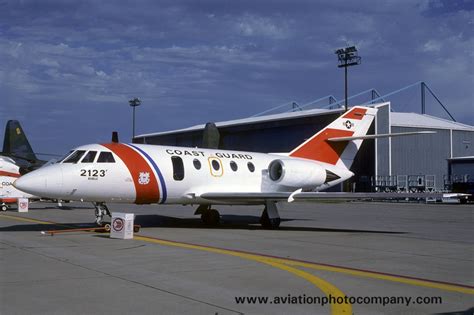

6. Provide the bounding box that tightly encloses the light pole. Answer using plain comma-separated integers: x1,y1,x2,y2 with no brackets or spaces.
335,46,361,112
129,97,141,140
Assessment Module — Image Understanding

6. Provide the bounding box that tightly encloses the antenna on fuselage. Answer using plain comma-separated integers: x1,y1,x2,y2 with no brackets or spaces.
112,131,119,143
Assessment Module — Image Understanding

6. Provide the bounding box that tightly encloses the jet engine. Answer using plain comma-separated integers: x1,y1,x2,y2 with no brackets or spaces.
268,159,337,189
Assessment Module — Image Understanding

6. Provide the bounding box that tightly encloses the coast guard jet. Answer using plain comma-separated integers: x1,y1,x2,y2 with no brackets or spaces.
13,106,444,228
1,156,37,210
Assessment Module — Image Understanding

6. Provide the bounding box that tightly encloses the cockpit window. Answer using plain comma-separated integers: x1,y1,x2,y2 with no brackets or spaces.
81,151,97,163
58,150,74,163
63,150,86,163
97,151,115,163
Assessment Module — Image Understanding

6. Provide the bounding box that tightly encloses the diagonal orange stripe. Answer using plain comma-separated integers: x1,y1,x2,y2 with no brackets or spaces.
101,143,160,204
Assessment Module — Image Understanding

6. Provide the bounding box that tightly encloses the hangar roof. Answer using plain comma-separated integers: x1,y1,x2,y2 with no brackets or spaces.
137,107,343,137
136,106,473,138
391,112,474,131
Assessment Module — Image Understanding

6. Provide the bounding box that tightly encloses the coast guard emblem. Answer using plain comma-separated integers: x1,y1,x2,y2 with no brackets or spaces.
138,172,150,185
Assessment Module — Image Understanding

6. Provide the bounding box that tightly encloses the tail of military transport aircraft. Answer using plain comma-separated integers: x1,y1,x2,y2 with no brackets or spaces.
2,120,38,163
1,120,48,173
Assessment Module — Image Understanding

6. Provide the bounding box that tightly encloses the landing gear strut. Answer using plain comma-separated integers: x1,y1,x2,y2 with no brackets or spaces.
260,201,281,229
195,205,220,226
93,202,111,226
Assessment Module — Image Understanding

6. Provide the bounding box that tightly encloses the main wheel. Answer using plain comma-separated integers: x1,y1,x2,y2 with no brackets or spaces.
1,205,8,211
201,209,220,226
103,223,111,232
260,209,280,229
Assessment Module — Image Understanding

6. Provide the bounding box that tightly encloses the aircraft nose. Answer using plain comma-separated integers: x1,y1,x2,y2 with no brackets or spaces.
14,165,63,197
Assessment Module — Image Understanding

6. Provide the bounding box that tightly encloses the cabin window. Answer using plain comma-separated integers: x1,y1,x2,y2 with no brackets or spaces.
97,152,115,163
193,159,201,170
230,161,238,172
211,159,220,171
81,151,97,163
63,150,86,163
247,162,255,172
171,156,184,181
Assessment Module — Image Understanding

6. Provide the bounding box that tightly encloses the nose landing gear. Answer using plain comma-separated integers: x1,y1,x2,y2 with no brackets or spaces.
93,202,111,226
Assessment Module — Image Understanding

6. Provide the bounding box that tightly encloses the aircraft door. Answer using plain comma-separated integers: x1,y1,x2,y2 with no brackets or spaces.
171,156,184,181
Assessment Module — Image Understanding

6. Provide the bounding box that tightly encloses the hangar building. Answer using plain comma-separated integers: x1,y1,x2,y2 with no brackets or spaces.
134,102,474,192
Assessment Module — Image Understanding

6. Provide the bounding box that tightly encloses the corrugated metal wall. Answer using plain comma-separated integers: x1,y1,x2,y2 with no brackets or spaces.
452,130,474,157
391,127,451,189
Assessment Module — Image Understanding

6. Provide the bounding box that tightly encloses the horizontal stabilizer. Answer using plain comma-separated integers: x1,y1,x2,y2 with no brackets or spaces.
327,131,436,142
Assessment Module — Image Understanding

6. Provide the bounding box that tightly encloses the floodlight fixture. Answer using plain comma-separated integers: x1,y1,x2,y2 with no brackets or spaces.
335,46,362,111
129,97,141,140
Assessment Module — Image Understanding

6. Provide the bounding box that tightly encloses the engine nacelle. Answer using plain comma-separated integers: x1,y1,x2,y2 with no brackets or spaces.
268,159,327,189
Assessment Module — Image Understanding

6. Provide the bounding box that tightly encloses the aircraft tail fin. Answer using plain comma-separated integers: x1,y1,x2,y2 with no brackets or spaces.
289,106,377,169
2,120,38,162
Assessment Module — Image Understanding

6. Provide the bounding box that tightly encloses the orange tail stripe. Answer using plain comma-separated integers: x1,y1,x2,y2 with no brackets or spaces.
342,107,367,120
290,129,354,165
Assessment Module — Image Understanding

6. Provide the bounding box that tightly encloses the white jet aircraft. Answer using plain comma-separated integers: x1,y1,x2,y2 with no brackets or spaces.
1,156,37,211
14,106,454,228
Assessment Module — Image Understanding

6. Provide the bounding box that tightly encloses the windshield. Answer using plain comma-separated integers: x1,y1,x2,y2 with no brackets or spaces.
62,150,86,163
58,150,74,163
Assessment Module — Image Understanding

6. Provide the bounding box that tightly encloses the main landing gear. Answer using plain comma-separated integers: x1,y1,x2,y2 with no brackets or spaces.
260,201,281,229
195,205,220,226
195,201,281,229
93,202,111,226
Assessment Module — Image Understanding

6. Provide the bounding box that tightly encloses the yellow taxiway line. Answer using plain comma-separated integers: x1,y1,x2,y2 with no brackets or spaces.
0,213,51,225
274,259,474,296
135,235,352,314
138,236,473,296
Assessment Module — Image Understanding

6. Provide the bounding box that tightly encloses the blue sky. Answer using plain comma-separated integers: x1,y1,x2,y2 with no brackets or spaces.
1,0,472,156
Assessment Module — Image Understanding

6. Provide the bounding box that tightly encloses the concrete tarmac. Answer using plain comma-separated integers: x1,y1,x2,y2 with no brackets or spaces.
0,201,473,315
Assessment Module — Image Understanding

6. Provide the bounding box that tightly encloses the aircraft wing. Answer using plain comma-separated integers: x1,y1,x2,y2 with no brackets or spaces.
198,192,291,203
198,191,470,203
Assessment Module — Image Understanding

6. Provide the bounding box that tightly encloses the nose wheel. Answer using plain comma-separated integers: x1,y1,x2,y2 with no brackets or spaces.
93,202,111,226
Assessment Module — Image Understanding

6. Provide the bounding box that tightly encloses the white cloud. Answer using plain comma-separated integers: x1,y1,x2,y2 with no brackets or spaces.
96,70,107,77
79,65,96,76
422,40,442,52
236,14,289,39
38,58,60,68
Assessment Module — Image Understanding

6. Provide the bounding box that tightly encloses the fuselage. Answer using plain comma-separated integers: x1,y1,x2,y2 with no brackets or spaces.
14,143,353,205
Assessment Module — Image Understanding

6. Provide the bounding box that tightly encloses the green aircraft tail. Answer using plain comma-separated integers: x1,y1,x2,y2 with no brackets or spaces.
2,120,38,163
